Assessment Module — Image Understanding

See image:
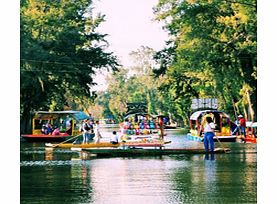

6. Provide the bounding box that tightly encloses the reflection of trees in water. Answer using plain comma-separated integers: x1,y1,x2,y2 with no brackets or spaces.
169,154,256,203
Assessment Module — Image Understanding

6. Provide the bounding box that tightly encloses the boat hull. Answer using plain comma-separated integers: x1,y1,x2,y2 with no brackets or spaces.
186,133,237,142
236,135,257,143
21,134,72,142
45,141,171,148
82,147,229,157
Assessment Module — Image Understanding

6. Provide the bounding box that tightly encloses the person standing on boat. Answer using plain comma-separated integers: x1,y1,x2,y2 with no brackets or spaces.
238,115,247,141
94,120,102,144
203,116,215,153
87,119,94,142
158,117,165,140
82,119,90,144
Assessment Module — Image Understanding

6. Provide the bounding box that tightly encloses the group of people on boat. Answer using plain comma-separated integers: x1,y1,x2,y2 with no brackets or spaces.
201,113,256,152
231,115,246,137
120,117,166,135
41,123,61,136
76,119,103,144
40,118,73,136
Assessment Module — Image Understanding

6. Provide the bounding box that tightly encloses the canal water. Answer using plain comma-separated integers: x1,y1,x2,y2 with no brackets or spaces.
20,128,257,204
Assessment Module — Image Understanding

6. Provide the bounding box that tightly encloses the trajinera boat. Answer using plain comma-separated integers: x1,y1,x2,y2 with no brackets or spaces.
21,110,90,142
187,110,237,142
45,140,172,148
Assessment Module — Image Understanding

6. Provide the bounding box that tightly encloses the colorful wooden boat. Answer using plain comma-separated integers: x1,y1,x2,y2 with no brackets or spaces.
242,121,257,143
236,135,257,143
45,140,171,148
187,110,237,142
22,133,72,142
82,147,230,157
21,110,90,142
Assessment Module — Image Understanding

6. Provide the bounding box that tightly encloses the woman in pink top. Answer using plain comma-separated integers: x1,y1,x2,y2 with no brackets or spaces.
52,127,60,135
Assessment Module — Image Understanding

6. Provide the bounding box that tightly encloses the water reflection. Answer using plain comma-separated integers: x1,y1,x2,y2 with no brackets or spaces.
204,153,215,161
45,147,53,161
88,158,180,204
20,130,257,204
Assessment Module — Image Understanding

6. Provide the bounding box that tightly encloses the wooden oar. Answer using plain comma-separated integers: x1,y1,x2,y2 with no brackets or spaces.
214,135,228,153
51,134,82,148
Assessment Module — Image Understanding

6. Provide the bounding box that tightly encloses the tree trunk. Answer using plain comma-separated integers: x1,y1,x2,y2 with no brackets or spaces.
246,90,255,122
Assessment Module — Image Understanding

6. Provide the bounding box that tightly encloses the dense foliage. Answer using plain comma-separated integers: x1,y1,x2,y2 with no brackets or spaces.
20,0,119,132
20,0,257,131
92,0,257,125
153,0,257,122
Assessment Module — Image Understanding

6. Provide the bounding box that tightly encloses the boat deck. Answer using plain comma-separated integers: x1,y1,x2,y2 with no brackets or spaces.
45,141,171,148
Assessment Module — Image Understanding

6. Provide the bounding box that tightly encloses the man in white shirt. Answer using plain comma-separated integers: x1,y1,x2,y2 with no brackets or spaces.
94,121,102,144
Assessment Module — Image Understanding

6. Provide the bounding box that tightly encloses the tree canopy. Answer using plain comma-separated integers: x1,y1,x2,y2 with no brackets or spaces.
20,0,119,132
153,0,257,121
20,0,257,131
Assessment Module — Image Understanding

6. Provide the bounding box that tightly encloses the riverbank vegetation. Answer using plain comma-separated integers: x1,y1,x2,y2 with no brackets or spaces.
20,0,256,132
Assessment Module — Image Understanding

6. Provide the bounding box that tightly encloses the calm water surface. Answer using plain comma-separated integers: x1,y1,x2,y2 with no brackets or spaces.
21,128,257,204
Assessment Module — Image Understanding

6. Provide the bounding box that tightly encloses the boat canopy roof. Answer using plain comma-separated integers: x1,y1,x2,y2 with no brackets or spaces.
124,112,150,120
246,121,257,128
190,110,230,120
34,110,89,121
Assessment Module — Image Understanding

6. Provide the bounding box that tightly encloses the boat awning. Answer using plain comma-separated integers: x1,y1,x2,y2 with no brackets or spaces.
246,121,257,128
34,111,89,121
190,110,229,120
124,113,150,119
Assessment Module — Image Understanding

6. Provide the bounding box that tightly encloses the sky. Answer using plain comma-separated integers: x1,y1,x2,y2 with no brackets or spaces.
91,0,169,90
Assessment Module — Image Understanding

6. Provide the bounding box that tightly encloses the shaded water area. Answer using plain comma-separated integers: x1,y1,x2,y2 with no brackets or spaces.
21,127,257,204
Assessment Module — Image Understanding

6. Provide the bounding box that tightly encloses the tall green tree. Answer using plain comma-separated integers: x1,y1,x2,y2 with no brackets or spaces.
20,0,119,132
94,46,185,124
153,0,257,122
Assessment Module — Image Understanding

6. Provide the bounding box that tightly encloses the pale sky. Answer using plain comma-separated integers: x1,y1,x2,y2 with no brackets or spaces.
91,0,169,90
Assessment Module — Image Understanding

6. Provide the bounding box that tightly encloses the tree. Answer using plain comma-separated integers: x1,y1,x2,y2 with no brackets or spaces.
20,0,119,133
153,0,257,122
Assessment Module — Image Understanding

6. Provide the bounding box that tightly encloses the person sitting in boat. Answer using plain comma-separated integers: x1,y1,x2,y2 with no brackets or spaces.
145,121,150,129
134,123,140,135
123,119,130,129
139,121,145,129
65,119,72,135
110,131,119,144
41,124,48,134
149,121,155,129
52,126,60,135
46,123,53,135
